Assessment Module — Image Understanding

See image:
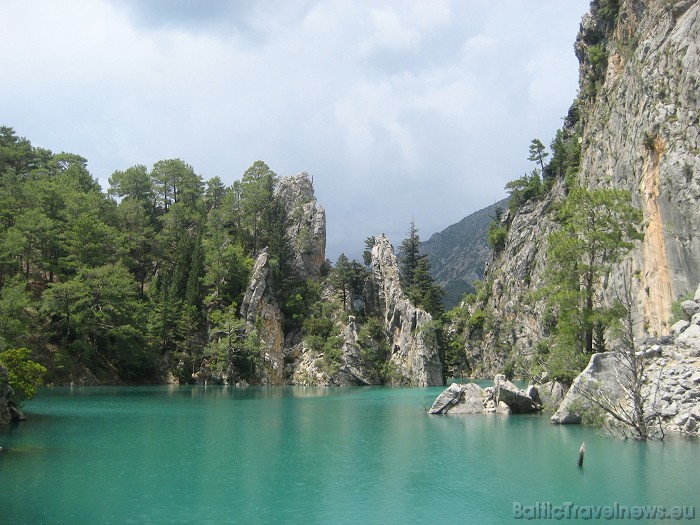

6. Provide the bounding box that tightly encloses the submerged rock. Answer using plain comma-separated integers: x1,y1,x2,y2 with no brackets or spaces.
429,376,542,415
551,352,626,425
494,374,540,413
535,381,568,411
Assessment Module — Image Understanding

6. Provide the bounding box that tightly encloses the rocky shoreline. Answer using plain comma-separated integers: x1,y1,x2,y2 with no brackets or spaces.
430,284,700,437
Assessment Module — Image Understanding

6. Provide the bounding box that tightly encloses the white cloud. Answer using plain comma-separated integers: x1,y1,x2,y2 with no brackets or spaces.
0,0,590,261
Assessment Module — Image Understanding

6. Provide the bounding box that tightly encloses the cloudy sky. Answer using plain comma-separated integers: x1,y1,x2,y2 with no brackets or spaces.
2,0,590,261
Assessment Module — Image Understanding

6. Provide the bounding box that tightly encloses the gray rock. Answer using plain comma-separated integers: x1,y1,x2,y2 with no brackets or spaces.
273,173,326,280
676,324,700,356
681,300,700,317
450,383,488,414
494,374,540,413
1,365,25,426
536,381,568,410
695,284,700,303
429,383,464,414
684,416,697,433
496,401,512,415
370,235,443,386
525,384,541,405
551,353,628,425
670,319,690,336
334,320,381,386
429,382,486,414
691,313,700,326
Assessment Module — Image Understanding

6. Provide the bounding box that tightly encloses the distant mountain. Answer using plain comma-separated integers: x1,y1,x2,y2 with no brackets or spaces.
421,198,508,309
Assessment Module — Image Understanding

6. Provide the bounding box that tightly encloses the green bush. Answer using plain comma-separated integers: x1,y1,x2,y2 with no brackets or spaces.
487,221,508,252
0,348,47,400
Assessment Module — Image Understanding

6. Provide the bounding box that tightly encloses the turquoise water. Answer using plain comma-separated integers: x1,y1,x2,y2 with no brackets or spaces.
1,386,698,524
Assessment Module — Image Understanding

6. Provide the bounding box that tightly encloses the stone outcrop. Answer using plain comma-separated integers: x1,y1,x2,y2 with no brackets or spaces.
429,376,542,415
551,286,700,434
536,381,568,411
0,365,25,425
239,249,286,385
273,172,326,280
570,0,700,338
289,317,381,386
370,235,443,386
236,173,327,385
494,374,540,413
333,317,381,386
465,183,567,376
550,352,628,424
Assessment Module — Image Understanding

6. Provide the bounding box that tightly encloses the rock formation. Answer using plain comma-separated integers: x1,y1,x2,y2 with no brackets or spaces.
370,235,443,386
574,0,700,336
429,375,542,415
273,172,326,280
236,173,327,385
0,365,25,425
239,248,286,385
552,283,700,435
333,317,381,386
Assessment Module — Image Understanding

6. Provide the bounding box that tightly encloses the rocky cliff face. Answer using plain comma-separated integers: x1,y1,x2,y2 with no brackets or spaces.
574,0,700,335
474,0,700,376
239,248,286,385
274,172,326,280
370,235,443,386
238,172,326,385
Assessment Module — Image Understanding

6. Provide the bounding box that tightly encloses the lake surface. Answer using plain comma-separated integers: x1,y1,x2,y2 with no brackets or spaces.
1,385,698,524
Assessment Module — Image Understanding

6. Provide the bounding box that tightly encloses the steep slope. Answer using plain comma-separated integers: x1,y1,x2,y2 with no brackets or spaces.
369,235,444,386
421,198,508,309
574,0,700,334
470,0,700,377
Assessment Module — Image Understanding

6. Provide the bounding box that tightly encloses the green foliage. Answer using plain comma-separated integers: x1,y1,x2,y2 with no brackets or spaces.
0,276,33,351
0,347,47,400
670,292,694,323
505,170,544,213
398,220,445,318
596,0,621,25
331,254,369,311
0,125,383,386
548,127,581,182
528,138,549,171
302,300,343,376
357,317,397,383
583,43,609,98
543,186,643,380
487,221,508,252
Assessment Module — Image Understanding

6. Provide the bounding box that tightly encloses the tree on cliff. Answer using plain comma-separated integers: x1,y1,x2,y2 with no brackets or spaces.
331,254,369,311
543,186,643,380
399,220,445,318
528,138,549,172
570,271,665,441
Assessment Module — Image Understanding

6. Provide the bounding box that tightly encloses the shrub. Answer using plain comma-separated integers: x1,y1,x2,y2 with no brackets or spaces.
0,348,47,400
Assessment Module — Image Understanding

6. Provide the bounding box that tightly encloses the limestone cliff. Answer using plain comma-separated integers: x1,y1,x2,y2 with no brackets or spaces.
473,0,700,376
238,172,326,385
239,248,286,385
574,0,700,335
273,172,326,280
370,235,443,386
